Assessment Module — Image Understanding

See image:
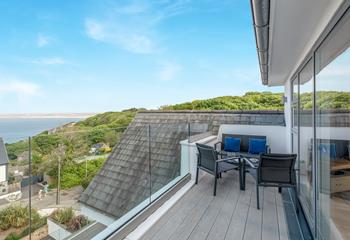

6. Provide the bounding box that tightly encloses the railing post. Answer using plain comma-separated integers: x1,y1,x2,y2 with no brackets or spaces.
57,154,61,205
148,124,152,200
188,122,191,143
28,137,32,240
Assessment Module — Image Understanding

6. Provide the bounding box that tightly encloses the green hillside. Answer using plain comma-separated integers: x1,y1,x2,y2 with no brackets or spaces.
6,91,349,189
160,91,350,111
6,109,139,189
161,92,284,110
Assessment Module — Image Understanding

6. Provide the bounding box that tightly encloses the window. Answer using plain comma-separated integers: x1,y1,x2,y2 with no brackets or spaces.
315,9,350,240
292,77,300,192
292,76,299,130
299,59,314,227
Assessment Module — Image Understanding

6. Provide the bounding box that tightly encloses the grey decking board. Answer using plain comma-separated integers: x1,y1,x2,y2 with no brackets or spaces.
187,172,232,240
141,171,291,240
159,186,210,240
141,173,211,240
167,179,216,240
224,182,253,240
206,176,241,240
243,184,263,240
262,187,279,240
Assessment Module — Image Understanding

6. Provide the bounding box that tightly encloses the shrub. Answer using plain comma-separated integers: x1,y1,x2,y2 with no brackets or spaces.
50,208,74,225
4,233,20,240
67,215,90,231
55,157,106,189
0,205,30,230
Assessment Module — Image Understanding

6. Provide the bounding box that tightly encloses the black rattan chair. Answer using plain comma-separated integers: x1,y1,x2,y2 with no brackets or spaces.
196,143,240,196
252,153,297,210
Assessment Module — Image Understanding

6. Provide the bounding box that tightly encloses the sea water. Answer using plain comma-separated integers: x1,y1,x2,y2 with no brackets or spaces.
0,118,82,143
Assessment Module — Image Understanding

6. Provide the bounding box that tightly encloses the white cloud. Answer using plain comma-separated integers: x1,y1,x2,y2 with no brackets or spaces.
85,18,154,54
37,34,51,47
83,0,202,54
0,81,41,99
32,57,66,65
158,61,182,81
85,19,106,41
84,0,236,55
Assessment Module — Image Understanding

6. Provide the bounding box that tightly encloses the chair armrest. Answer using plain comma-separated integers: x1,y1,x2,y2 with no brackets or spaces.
214,141,223,151
216,156,239,163
216,150,228,156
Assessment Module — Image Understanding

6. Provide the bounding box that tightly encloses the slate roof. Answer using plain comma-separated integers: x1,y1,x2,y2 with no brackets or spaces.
0,138,9,165
79,110,285,218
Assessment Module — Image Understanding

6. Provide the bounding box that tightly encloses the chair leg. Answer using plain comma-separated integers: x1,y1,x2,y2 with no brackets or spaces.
256,184,260,209
294,187,299,214
214,173,218,196
278,187,282,193
242,161,246,190
239,158,244,190
195,167,199,184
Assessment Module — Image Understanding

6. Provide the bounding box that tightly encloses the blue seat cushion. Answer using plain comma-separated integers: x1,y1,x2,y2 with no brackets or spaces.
248,138,267,154
318,143,337,160
224,137,241,152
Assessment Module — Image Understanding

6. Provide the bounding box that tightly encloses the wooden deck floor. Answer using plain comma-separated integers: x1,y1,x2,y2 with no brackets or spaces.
141,170,292,240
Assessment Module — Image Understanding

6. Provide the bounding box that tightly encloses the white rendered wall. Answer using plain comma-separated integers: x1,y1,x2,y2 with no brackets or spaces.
0,165,6,182
47,218,72,240
218,124,288,153
284,80,292,153
80,205,115,226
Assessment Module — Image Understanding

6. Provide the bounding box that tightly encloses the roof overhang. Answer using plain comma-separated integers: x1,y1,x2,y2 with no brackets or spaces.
251,0,344,86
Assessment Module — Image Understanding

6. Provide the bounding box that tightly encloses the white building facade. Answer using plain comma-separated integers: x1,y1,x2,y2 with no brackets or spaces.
252,0,350,239
0,138,9,195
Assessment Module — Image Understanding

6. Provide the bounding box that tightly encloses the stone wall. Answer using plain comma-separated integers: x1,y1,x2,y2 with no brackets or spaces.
300,109,350,127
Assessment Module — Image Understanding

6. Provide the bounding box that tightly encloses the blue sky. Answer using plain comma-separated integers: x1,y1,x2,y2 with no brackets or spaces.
0,0,281,114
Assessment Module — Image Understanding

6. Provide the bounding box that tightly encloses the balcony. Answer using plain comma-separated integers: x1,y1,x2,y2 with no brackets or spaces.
0,111,305,240
139,170,300,240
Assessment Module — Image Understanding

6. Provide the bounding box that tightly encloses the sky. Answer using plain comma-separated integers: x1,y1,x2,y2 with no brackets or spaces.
0,0,282,114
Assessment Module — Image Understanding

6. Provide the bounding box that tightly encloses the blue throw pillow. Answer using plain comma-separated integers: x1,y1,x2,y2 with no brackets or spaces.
318,143,337,160
248,138,267,154
224,137,241,152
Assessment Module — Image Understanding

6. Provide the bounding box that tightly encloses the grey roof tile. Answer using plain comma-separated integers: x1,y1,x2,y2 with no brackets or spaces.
0,138,9,165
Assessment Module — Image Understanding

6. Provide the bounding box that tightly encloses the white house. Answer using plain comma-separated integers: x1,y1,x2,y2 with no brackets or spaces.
0,138,9,183
0,138,9,195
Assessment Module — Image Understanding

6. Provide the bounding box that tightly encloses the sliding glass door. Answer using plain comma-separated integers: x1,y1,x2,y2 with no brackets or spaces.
299,59,315,228
315,9,350,240
290,5,350,239
292,77,299,190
